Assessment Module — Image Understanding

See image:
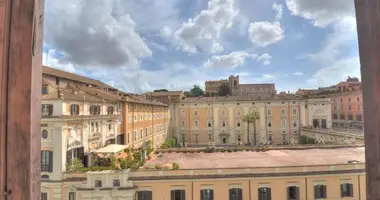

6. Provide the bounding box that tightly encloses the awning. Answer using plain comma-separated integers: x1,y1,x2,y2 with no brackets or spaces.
95,144,128,154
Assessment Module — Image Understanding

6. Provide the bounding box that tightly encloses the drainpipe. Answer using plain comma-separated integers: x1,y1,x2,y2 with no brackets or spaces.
192,181,194,200
358,174,361,200
305,177,308,200
249,179,251,200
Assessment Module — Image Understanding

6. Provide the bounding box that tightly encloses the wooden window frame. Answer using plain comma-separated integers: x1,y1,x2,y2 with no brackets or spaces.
1,0,380,199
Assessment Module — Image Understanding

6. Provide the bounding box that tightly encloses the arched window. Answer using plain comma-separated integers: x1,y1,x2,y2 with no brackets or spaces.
41,129,48,139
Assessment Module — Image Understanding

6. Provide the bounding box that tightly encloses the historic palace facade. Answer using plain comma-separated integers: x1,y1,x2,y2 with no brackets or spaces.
41,66,169,181
170,96,332,145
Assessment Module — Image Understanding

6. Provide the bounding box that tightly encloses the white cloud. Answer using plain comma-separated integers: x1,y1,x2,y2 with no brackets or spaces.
306,17,357,63
204,51,257,69
204,51,272,69
286,0,355,28
293,72,303,76
43,49,76,73
174,0,239,53
308,57,360,87
262,74,275,79
160,26,172,38
248,21,284,47
115,0,181,32
44,0,152,68
273,2,283,20
287,0,359,87
87,62,217,93
257,53,272,65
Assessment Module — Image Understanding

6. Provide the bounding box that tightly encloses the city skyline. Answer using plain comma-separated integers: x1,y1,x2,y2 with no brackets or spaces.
42,0,359,94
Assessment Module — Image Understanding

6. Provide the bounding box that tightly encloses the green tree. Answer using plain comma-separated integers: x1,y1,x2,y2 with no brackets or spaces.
153,89,169,92
66,158,84,172
189,85,204,97
217,83,231,96
243,111,260,146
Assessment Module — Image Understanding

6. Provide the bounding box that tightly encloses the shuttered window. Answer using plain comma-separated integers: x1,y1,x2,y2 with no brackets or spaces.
70,104,79,115
200,189,214,200
66,147,85,167
341,183,353,197
41,192,48,200
107,106,114,114
258,187,271,200
68,192,76,200
314,185,327,199
287,186,299,200
229,188,242,200
41,151,53,172
171,190,185,200
41,104,53,116
137,191,152,200
90,105,101,115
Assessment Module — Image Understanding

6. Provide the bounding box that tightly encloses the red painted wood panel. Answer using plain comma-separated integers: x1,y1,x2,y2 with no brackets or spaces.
355,0,380,199
0,0,44,199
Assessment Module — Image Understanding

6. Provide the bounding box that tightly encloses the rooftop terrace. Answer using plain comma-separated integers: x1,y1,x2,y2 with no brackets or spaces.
146,147,365,169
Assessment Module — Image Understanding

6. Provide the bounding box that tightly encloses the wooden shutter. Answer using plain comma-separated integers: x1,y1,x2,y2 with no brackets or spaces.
76,105,80,115
258,188,261,200
267,188,271,200
78,147,85,167
295,187,300,200
348,184,354,197
340,184,344,197
48,104,53,115
314,186,318,199
229,189,233,200
210,189,214,200
66,150,72,165
322,185,327,198
200,190,203,200
48,151,53,172
171,190,175,200
181,190,186,200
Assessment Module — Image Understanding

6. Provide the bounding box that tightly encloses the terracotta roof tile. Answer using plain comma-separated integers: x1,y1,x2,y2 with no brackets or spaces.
42,66,115,90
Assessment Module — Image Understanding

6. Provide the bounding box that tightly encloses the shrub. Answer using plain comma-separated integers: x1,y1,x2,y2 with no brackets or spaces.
133,151,142,163
172,162,180,170
155,164,164,170
299,135,315,144
120,154,133,170
146,147,154,155
130,161,141,171
66,158,84,172
227,149,233,153
124,148,131,154
110,155,118,170
233,148,239,152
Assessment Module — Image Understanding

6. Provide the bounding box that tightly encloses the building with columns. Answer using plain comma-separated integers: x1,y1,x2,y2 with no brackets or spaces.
170,95,332,145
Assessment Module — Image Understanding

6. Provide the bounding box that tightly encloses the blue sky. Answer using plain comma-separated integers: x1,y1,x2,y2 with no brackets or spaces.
43,0,360,93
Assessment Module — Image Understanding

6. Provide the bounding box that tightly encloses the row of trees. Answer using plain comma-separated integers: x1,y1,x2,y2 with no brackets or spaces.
184,83,232,97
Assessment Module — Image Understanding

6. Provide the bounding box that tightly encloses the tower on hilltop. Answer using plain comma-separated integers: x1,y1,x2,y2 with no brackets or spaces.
228,75,239,95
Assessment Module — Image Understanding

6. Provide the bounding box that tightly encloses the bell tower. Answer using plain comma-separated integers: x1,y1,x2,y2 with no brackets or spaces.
228,75,239,95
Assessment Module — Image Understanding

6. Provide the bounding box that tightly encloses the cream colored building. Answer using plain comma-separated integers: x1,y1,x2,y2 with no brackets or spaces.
171,96,332,145
41,66,170,182
41,147,366,200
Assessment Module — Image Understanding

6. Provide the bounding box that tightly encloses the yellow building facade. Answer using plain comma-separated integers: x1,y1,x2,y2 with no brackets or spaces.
122,95,170,149
41,147,366,200
171,96,332,145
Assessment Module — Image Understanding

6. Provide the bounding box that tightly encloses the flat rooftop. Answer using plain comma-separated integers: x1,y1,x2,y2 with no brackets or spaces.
147,147,365,169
